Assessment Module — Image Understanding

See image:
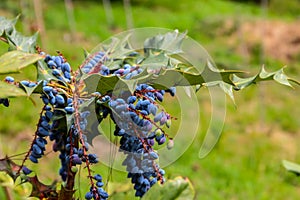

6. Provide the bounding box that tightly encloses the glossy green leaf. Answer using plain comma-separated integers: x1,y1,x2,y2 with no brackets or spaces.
142,176,195,200
282,160,300,175
0,81,26,98
0,50,43,74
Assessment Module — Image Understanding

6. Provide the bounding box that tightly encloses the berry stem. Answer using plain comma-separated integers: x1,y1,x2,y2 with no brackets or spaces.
17,105,46,174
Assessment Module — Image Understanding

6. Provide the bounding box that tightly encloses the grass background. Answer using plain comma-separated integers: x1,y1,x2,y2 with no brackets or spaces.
0,0,300,199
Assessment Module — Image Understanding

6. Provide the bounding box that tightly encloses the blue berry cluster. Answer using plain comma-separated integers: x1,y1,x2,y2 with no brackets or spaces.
81,52,110,75
113,64,142,79
85,174,109,200
107,81,175,197
1,49,178,199
44,54,72,82
79,55,176,197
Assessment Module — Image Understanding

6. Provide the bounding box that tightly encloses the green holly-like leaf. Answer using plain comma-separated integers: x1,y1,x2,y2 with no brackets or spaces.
26,176,58,199
142,176,195,200
140,50,170,70
6,30,38,53
0,16,38,53
0,81,26,98
36,59,61,82
0,15,18,36
282,160,300,176
91,33,133,62
0,50,44,74
232,66,300,90
81,30,300,161
144,30,187,55
19,81,44,96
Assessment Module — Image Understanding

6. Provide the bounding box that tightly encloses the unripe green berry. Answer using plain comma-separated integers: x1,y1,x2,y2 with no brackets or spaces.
71,166,78,173
155,129,162,136
167,139,174,150
166,119,171,128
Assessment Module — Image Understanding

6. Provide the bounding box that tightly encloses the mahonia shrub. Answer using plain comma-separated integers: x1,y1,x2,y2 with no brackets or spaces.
0,16,298,200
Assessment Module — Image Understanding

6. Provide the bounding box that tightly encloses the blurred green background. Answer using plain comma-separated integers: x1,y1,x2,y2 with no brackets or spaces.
0,0,300,199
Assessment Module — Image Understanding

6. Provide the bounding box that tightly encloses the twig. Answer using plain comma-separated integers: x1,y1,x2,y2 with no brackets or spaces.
2,186,13,200
33,0,47,49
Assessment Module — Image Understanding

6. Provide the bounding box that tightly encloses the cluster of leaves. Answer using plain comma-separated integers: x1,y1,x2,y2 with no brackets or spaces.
0,15,299,200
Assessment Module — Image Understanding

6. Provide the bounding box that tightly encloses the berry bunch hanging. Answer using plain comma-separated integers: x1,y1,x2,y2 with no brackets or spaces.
0,16,298,200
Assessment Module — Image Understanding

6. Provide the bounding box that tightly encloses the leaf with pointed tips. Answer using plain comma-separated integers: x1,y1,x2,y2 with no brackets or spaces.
26,176,58,199
203,81,235,103
0,16,18,36
0,50,44,74
232,66,300,90
92,33,133,61
140,50,169,70
83,30,300,161
6,30,38,53
36,59,60,82
144,30,187,54
19,81,44,96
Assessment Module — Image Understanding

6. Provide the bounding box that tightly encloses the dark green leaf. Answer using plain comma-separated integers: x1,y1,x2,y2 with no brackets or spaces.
0,50,43,74
142,176,195,200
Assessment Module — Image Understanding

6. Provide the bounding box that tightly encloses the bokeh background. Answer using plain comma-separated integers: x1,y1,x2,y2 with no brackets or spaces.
0,0,300,199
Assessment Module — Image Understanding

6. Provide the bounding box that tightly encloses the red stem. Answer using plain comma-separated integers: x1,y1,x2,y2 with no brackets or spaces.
17,105,47,174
